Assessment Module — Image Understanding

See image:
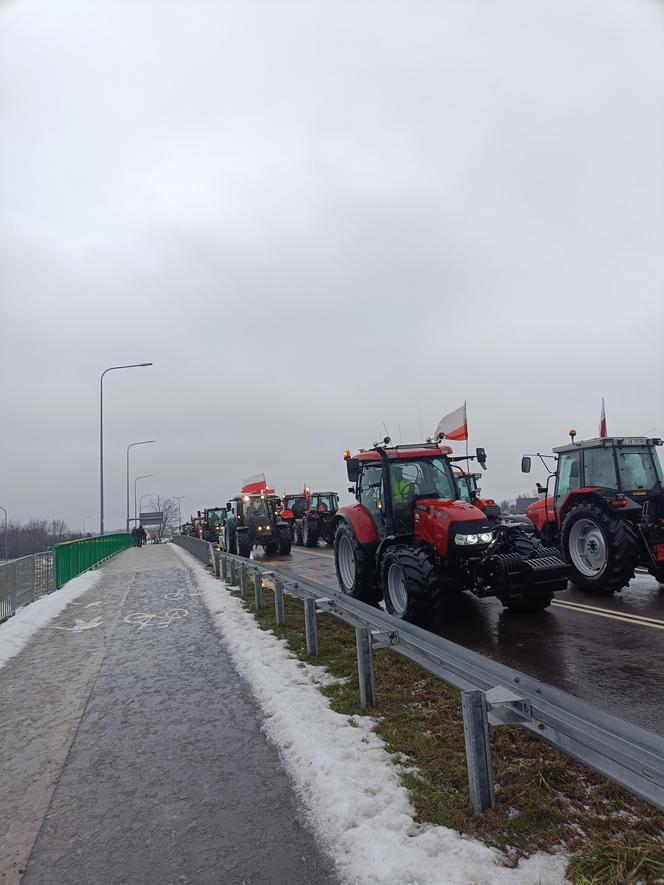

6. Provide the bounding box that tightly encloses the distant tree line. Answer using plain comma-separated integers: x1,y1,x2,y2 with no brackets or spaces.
0,519,84,560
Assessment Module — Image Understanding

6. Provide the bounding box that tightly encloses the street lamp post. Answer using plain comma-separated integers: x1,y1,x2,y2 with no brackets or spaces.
82,515,94,535
175,496,186,531
0,505,7,561
135,474,155,526
126,440,156,531
99,362,153,535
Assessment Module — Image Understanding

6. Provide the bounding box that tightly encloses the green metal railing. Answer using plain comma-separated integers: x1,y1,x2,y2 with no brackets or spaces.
54,533,133,589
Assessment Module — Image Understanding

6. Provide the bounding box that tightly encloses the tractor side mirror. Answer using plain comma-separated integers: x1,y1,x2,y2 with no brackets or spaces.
476,447,487,469
346,458,361,482
521,456,531,473
226,501,232,511
348,486,355,494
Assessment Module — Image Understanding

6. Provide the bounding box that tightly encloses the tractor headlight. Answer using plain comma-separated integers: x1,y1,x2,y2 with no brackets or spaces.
455,531,493,546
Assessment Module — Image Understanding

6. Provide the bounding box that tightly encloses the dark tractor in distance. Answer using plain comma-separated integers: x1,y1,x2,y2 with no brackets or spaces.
334,439,569,624
223,492,292,558
300,492,340,548
281,492,308,544
523,434,664,594
202,507,227,543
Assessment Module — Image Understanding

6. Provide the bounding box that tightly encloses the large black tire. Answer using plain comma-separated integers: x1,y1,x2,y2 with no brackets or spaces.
235,528,251,558
292,519,303,546
264,541,279,556
381,546,440,625
561,502,639,595
334,522,379,603
303,516,320,548
648,566,664,588
278,523,292,555
223,519,237,553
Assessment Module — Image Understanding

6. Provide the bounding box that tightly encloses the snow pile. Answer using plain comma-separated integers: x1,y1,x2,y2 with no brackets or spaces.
173,545,567,885
0,569,103,670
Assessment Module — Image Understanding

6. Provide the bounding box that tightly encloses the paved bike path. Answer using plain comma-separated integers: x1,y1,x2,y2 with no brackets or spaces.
0,545,336,884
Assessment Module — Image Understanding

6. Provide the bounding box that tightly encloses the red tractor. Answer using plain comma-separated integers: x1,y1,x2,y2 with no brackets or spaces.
223,491,292,558
522,433,664,594
333,439,569,623
280,492,309,544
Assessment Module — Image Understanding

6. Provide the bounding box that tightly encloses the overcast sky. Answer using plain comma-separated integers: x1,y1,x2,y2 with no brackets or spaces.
1,0,663,531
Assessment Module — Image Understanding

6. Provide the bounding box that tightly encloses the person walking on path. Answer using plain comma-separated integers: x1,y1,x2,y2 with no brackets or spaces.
137,525,147,548
131,526,139,547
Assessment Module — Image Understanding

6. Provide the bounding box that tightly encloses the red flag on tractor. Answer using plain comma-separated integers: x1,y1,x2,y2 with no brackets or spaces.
434,402,468,441
599,398,607,438
241,472,267,494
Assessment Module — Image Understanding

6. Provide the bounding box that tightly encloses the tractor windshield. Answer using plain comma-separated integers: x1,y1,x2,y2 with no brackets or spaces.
616,447,663,492
311,494,338,512
391,457,456,502
284,496,306,516
206,509,225,525
454,473,477,502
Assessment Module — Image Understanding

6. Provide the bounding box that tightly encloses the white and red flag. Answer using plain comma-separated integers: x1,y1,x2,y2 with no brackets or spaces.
434,402,468,441
599,398,607,438
241,472,267,494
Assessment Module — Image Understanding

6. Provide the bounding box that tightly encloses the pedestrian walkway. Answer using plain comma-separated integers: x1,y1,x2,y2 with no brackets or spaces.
0,545,337,885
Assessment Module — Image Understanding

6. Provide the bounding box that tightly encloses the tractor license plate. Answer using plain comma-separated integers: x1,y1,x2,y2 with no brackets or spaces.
656,544,664,562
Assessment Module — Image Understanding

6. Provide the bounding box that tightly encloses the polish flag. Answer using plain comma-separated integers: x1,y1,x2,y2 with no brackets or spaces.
241,472,267,494
435,402,468,441
599,398,607,438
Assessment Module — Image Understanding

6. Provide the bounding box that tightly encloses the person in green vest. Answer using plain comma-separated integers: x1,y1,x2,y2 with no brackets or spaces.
392,467,413,530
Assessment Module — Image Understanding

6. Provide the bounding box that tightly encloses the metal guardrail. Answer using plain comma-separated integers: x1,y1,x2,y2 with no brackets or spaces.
0,552,55,620
172,534,664,816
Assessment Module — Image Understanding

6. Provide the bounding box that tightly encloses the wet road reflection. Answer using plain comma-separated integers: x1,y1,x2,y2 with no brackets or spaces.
253,546,664,735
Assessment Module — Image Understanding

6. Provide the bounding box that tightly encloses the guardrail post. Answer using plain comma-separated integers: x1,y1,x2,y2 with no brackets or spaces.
461,690,495,814
221,555,229,583
240,563,248,599
274,578,285,625
304,598,318,656
355,627,376,708
213,550,221,578
254,571,263,611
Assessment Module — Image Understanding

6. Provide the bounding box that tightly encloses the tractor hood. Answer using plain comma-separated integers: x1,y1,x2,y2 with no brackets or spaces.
414,497,492,556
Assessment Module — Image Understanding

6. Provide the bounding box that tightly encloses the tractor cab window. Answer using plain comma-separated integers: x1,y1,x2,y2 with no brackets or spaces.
617,447,662,491
359,466,384,527
583,447,617,490
314,495,336,512
284,496,306,516
454,474,475,502
247,497,268,518
556,450,581,504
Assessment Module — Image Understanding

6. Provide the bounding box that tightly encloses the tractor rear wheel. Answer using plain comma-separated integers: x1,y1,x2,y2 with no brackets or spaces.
235,529,251,558
264,541,279,556
334,523,378,604
223,519,236,553
278,523,292,555
561,502,639,594
649,566,664,588
381,546,439,625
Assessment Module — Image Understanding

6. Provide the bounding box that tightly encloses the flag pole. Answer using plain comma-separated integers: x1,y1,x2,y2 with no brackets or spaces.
464,401,470,474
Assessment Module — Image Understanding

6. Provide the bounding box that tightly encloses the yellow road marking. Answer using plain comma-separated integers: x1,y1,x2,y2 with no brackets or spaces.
552,599,664,630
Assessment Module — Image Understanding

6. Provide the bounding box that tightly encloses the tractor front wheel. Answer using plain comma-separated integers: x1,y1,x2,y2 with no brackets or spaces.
303,517,319,547
278,523,292,555
292,520,303,546
334,523,378,604
235,529,251,559
561,502,639,595
381,547,439,625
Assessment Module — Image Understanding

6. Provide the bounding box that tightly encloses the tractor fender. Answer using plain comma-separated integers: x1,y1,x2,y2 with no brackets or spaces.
526,497,554,534
559,488,642,524
334,504,378,545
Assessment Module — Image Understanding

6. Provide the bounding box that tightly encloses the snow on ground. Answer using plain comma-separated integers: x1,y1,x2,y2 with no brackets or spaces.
0,569,103,670
173,545,568,885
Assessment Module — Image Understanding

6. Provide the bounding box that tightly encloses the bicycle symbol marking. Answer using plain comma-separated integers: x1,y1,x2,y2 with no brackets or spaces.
124,609,189,631
164,588,203,601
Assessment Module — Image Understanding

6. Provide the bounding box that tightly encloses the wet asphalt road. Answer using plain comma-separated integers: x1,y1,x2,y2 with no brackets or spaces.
0,546,337,885
254,545,664,736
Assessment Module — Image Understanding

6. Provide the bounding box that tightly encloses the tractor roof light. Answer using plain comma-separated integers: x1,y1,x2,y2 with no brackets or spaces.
343,450,351,460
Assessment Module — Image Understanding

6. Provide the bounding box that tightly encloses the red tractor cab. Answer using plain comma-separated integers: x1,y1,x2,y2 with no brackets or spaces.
452,469,501,521
334,439,568,624
299,492,340,547
281,492,309,543
522,434,664,593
